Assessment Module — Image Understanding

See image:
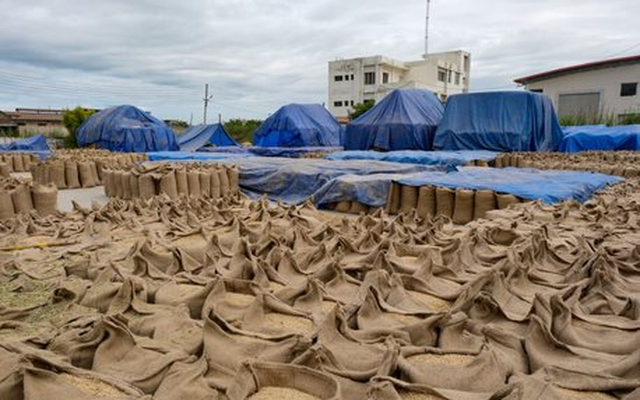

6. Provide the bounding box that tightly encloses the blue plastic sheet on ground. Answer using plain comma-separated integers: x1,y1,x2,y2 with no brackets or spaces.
434,92,564,152
177,124,239,151
0,135,50,152
147,151,253,162
248,146,343,158
198,146,249,154
559,125,640,152
222,157,440,206
253,104,342,147
77,105,178,152
326,150,497,166
397,167,621,204
344,89,444,151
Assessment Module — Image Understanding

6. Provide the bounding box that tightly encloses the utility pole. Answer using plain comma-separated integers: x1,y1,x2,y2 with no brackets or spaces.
424,0,431,57
202,84,213,124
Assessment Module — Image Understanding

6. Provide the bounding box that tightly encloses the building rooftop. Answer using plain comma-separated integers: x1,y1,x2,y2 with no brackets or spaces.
514,54,640,85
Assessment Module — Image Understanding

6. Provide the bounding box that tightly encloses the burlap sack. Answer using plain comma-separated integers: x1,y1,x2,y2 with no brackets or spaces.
188,171,201,197
32,184,58,215
176,168,188,196
113,171,124,198
130,173,140,198
78,162,96,188
210,170,221,199
160,171,179,199
496,193,520,209
228,167,240,194
199,172,211,197
50,162,67,189
90,161,101,184
11,184,34,213
474,190,496,220
0,190,15,219
386,183,401,215
103,170,113,197
138,175,156,200
121,172,133,200
400,185,419,216
349,201,369,215
335,201,352,213
13,154,24,172
218,168,230,197
435,187,454,218
65,161,81,189
452,189,474,224
3,154,14,171
22,154,32,171
0,162,10,178
416,186,436,219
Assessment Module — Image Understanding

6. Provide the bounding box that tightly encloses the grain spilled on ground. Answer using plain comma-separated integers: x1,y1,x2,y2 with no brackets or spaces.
60,374,125,398
398,389,447,400
246,386,321,400
264,313,315,336
408,290,451,312
406,353,474,367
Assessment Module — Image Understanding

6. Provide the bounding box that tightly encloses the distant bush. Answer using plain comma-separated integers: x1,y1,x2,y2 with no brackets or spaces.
223,119,262,144
619,113,640,125
559,111,616,127
349,100,375,120
62,107,96,148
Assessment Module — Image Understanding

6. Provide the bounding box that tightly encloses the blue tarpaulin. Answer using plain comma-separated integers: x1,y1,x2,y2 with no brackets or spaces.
0,135,50,152
326,150,497,166
433,92,564,152
559,125,640,152
397,167,621,204
344,89,444,151
253,104,342,147
77,105,178,152
147,151,252,162
249,146,343,158
198,146,249,154
177,124,240,151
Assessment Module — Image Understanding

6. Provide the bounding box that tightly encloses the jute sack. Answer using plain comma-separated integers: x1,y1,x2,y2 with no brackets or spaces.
0,162,11,178
160,171,179,199
494,155,504,168
188,171,201,197
416,186,436,219
349,201,369,215
113,171,124,198
623,168,639,178
176,169,188,196
210,171,221,199
13,154,24,172
335,201,352,213
3,154,14,171
78,162,96,188
32,184,58,215
400,185,419,215
65,161,81,189
103,170,113,197
496,193,520,209
138,175,156,200
121,172,133,200
228,167,240,194
11,185,34,213
50,162,67,189
0,190,15,219
129,173,140,198
452,189,474,224
476,159,489,167
89,161,101,184
22,154,32,171
435,187,454,218
386,183,401,215
199,172,211,197
474,190,496,220
218,168,230,197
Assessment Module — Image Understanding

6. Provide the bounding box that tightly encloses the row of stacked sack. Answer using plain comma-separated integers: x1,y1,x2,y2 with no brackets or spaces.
101,163,240,200
0,153,40,175
495,151,640,177
0,178,58,219
30,151,148,189
327,183,523,224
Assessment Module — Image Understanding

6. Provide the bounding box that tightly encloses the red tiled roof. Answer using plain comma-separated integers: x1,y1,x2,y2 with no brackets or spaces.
514,54,640,85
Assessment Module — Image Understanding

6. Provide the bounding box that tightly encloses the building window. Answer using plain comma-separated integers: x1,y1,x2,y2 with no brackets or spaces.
351,74,355,80
334,75,343,82
455,72,461,85
344,75,350,81
350,100,355,106
383,72,389,84
364,72,375,85
334,101,343,107
621,83,637,97
437,68,446,82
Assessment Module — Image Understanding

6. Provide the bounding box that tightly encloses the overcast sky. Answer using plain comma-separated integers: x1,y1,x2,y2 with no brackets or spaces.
0,0,638,122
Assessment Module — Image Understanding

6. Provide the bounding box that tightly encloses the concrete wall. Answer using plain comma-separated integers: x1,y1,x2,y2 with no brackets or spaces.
524,64,640,121
17,123,68,137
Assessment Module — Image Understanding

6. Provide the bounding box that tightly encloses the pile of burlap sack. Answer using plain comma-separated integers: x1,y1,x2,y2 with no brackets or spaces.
328,184,522,223
0,177,58,219
30,150,147,189
101,162,240,200
495,151,640,177
0,172,638,399
0,153,39,174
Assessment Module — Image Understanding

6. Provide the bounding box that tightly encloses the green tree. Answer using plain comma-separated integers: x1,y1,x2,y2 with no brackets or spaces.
62,107,96,148
350,100,375,120
223,119,262,145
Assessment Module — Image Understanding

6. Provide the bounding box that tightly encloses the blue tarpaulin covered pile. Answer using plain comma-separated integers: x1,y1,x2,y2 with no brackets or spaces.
559,125,640,152
434,92,564,152
249,146,343,158
253,104,342,148
326,150,497,166
77,105,178,152
177,124,240,151
344,89,444,151
0,135,50,152
147,151,252,162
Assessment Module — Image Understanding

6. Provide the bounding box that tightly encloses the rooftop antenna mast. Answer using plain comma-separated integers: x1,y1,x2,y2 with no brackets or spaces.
424,0,431,58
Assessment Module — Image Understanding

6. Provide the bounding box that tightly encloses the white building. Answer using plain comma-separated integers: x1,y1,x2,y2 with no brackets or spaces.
514,55,640,123
328,50,471,120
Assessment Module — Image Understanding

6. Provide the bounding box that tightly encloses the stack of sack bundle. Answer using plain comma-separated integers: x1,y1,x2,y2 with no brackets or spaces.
101,162,240,200
0,152,39,173
327,183,523,224
494,151,640,177
0,177,58,219
30,150,148,189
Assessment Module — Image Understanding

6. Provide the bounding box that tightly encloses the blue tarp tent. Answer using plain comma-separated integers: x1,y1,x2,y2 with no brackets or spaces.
343,89,444,151
0,135,50,152
177,124,239,151
77,105,178,152
433,92,563,152
559,125,640,152
253,104,342,147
